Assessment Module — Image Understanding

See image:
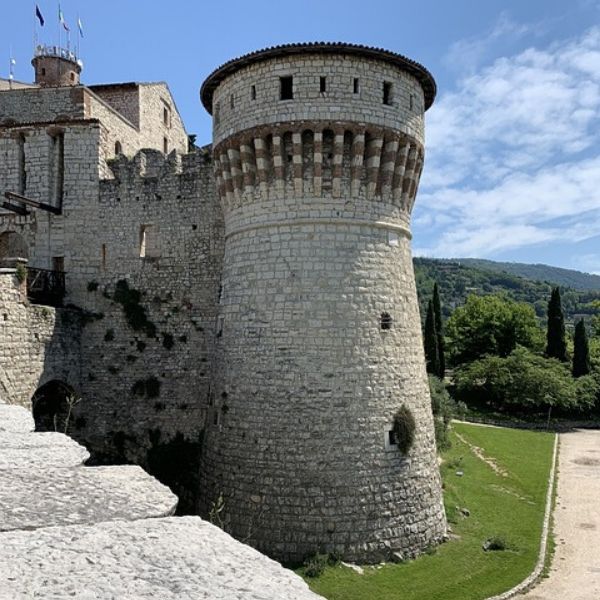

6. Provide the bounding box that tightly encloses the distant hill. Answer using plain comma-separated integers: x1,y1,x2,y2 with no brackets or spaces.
455,259,600,291
413,257,600,326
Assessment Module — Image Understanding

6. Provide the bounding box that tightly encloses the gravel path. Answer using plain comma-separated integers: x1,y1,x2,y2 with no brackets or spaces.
520,429,600,600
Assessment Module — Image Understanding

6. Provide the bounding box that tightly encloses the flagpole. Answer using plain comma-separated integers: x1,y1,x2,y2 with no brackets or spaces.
9,45,12,89
33,2,37,55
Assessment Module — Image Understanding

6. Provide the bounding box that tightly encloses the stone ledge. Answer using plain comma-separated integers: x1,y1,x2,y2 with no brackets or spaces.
0,431,89,468
0,464,178,532
0,405,34,433
0,516,323,600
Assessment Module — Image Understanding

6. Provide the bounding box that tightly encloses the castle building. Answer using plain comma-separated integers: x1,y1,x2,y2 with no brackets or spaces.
0,42,446,563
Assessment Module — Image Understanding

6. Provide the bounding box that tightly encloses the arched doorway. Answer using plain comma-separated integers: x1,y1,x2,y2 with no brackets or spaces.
31,380,79,434
0,231,29,263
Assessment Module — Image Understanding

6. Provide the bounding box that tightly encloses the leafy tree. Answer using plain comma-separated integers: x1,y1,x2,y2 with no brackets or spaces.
429,375,465,450
445,295,543,366
424,300,440,375
454,347,595,414
546,287,568,362
432,283,445,378
591,300,600,338
573,319,591,378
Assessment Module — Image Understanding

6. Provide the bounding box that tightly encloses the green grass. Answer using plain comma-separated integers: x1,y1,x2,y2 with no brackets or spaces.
300,423,555,600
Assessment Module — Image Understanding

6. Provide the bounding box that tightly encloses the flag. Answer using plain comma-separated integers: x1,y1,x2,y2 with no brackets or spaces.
77,17,84,38
35,5,45,27
59,5,69,31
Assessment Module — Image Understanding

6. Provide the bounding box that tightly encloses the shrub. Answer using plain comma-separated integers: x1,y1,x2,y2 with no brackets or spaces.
482,536,510,552
429,375,467,451
15,263,27,284
393,405,416,454
303,553,329,578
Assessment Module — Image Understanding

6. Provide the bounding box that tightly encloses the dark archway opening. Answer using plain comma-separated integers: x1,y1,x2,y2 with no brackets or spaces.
31,380,79,434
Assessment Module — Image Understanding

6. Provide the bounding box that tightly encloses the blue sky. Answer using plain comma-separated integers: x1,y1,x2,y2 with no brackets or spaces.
3,1,600,272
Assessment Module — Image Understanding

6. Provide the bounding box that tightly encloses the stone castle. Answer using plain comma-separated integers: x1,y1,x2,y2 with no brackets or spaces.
0,42,446,563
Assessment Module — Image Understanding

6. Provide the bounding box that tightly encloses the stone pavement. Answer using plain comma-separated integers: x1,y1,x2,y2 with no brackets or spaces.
519,429,600,600
0,403,323,600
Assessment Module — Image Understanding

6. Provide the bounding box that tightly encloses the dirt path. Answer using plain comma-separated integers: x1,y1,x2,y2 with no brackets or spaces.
520,429,600,600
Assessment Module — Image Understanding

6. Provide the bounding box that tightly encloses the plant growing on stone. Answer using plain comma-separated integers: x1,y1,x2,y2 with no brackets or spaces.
302,553,329,578
393,405,416,454
208,493,226,529
15,263,27,284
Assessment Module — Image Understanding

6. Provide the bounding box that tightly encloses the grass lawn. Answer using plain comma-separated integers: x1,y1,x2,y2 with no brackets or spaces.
300,422,555,600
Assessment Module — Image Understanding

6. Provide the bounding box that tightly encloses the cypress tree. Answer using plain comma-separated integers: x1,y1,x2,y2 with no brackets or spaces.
432,283,445,379
573,319,591,378
546,287,567,362
424,300,440,375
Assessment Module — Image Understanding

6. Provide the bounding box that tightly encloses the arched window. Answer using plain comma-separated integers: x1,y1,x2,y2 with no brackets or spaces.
115,141,122,155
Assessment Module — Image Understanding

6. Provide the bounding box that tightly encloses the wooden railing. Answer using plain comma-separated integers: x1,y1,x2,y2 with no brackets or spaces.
26,267,65,307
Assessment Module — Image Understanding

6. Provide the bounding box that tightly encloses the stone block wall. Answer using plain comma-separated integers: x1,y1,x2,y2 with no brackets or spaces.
0,270,81,407
62,149,223,512
199,47,446,563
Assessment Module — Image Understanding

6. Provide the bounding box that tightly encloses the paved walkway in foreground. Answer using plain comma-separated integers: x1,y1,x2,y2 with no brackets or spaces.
520,429,600,600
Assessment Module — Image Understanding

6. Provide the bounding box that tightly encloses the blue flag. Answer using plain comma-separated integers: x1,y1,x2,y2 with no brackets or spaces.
35,5,45,27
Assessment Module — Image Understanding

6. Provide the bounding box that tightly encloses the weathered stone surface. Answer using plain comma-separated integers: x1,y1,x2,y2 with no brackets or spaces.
0,464,177,532
0,516,323,600
0,404,34,433
0,431,89,468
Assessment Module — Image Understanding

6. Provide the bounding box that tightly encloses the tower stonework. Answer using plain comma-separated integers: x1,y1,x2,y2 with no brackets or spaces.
199,43,447,563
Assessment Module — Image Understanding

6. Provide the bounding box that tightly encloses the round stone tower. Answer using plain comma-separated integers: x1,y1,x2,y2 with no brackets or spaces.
32,45,82,87
200,42,446,564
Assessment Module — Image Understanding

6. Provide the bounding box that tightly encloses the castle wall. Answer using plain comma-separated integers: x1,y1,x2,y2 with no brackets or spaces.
88,84,141,128
60,149,223,511
0,87,85,125
138,84,188,154
0,270,81,407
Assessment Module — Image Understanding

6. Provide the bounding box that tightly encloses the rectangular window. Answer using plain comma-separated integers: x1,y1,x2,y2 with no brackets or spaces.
18,134,26,194
163,137,168,154
216,314,224,337
251,85,256,100
162,102,171,128
383,81,393,105
139,224,160,258
51,133,64,207
230,93,234,109
320,76,327,93
280,76,293,100
353,78,359,94
409,94,414,111
101,244,107,271
214,102,220,125
52,256,64,272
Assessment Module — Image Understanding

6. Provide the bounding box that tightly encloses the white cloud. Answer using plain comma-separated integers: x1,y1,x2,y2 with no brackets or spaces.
415,26,600,259
444,13,534,74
